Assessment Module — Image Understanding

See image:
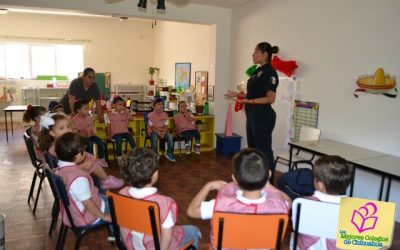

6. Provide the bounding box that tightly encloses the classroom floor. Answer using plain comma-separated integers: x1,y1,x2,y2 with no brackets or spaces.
0,125,399,250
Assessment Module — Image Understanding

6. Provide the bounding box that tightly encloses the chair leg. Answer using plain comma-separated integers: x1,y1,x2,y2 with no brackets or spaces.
56,224,68,250
28,172,38,204
49,200,59,236
32,175,45,215
74,234,83,250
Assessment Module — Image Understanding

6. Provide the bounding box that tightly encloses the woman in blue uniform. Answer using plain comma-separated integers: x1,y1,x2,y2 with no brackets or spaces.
227,42,279,177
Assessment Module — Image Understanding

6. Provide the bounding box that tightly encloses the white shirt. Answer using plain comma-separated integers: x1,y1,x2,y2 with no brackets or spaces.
200,189,267,220
127,186,175,250
57,160,105,224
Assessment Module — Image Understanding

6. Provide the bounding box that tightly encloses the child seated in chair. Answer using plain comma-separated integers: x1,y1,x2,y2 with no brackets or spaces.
106,96,136,166
292,155,353,250
148,99,175,162
119,148,201,249
39,113,123,190
72,100,108,168
173,101,201,155
23,105,47,162
54,132,112,227
187,148,291,247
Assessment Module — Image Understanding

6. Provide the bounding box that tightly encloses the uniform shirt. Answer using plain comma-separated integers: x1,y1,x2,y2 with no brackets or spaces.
148,111,169,133
105,110,132,137
59,77,101,114
201,189,268,220
173,111,197,134
245,63,279,114
72,114,94,137
57,160,105,224
127,187,175,250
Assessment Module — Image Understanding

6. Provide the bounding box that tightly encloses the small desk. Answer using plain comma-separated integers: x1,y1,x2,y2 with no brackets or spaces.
352,156,400,201
3,105,28,142
289,139,389,199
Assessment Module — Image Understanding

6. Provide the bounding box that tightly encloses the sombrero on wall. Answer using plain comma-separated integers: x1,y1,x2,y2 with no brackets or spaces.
355,68,397,98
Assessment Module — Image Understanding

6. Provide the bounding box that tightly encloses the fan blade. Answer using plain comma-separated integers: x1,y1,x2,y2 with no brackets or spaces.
104,0,124,3
167,0,189,7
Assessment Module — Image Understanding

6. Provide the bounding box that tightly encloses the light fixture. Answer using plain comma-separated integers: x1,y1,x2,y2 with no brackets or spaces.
157,0,166,10
137,0,147,9
0,8,9,14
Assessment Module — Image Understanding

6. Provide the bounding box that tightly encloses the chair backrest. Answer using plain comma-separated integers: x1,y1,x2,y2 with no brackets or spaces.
292,198,340,247
107,191,161,249
211,211,288,250
299,126,321,141
44,165,59,201
45,168,78,229
23,128,42,168
44,151,59,169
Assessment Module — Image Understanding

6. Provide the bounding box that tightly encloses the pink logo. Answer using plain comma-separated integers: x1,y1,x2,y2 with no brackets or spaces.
351,202,378,233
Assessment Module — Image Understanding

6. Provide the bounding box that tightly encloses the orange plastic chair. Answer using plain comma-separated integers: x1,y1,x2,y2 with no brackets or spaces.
211,211,289,250
107,191,194,250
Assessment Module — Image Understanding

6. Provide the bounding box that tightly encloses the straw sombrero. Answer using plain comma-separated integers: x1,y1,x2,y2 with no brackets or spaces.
356,68,396,90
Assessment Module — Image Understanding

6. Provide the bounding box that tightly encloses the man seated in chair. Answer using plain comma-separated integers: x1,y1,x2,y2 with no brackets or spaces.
187,148,291,247
292,155,353,250
119,148,201,249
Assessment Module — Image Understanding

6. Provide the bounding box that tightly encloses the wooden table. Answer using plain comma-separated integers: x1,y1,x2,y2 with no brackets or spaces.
3,105,28,142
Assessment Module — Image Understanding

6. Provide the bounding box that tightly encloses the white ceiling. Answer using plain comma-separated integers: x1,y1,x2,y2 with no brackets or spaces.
188,0,256,9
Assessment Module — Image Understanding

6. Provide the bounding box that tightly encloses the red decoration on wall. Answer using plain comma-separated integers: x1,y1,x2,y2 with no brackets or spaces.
271,56,298,77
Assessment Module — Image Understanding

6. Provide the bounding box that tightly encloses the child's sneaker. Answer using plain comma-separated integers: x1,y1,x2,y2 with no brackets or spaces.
98,158,109,168
102,175,124,189
195,144,201,155
185,145,191,155
164,152,176,162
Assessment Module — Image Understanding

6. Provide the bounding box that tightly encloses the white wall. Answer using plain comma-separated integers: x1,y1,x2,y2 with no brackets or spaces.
153,21,212,89
230,0,400,220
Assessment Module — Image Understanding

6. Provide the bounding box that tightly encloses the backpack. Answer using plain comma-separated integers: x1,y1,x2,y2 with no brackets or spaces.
277,168,315,200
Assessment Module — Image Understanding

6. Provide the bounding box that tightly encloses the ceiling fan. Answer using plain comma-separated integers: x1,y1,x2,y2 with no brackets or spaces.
105,0,189,9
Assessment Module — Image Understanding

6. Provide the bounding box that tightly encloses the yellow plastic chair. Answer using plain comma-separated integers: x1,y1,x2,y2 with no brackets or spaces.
107,191,194,250
211,211,288,250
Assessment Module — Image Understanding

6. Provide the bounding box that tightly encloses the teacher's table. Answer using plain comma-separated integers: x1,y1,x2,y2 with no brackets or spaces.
288,139,388,199
3,105,28,142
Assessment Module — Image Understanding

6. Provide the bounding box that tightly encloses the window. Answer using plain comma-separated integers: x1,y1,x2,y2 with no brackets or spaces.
0,43,84,80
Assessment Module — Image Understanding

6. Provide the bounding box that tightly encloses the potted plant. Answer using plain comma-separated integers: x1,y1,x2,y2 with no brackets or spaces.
148,67,160,85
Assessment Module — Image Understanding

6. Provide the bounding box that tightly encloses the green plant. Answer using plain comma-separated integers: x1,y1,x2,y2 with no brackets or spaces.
148,67,160,80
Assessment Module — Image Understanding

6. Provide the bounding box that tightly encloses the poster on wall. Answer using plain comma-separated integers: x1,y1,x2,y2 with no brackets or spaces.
195,71,208,95
175,63,191,90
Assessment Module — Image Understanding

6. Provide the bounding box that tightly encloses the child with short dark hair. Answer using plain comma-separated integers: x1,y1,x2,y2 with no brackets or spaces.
148,99,175,162
54,132,111,228
293,155,353,250
173,100,201,154
187,148,291,248
48,101,64,113
72,100,108,168
22,105,47,162
119,148,200,249
106,96,136,166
